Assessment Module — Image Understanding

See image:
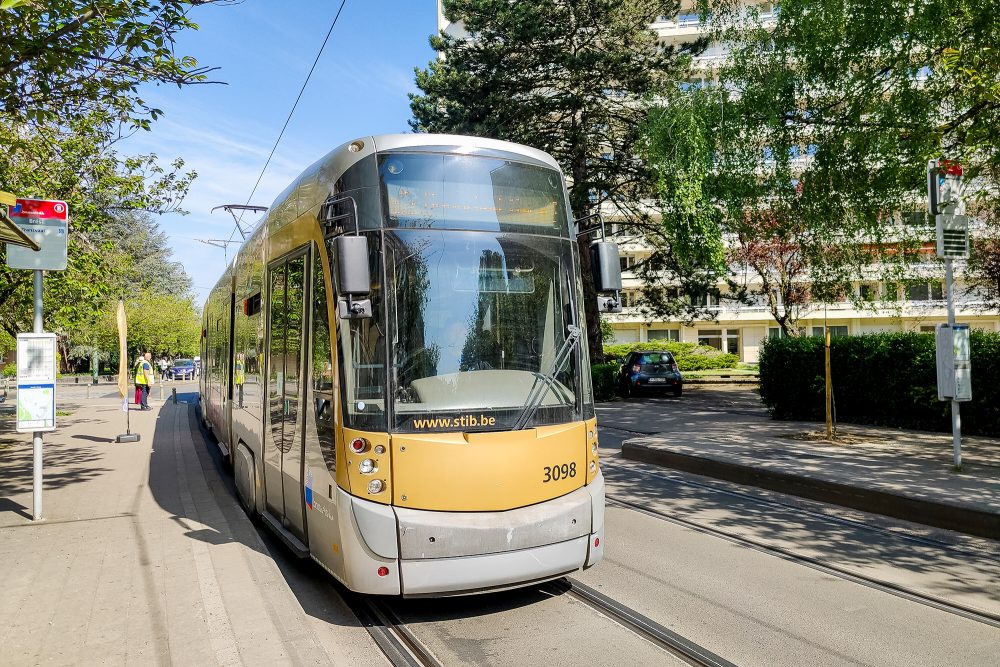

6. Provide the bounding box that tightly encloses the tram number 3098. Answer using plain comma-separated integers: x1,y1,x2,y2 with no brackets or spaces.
542,462,577,483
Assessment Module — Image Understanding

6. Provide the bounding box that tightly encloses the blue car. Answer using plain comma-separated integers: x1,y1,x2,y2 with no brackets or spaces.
618,350,683,397
169,358,196,380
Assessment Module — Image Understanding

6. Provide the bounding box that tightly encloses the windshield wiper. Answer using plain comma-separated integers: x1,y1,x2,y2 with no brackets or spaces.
512,325,581,431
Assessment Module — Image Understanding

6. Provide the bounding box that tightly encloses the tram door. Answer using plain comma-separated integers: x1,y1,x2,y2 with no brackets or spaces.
264,252,308,543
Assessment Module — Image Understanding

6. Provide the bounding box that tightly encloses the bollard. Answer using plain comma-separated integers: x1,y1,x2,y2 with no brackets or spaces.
172,387,177,404
86,384,90,400
159,384,164,401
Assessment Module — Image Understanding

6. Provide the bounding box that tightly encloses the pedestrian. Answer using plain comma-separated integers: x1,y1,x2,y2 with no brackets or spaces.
134,352,156,411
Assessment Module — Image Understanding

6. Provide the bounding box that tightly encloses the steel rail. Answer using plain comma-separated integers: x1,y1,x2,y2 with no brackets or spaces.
601,454,997,560
344,592,443,667
607,494,1000,629
545,578,737,667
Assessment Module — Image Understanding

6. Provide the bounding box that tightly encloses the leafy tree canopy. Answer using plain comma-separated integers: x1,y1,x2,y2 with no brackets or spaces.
0,112,196,337
0,0,241,129
411,0,698,360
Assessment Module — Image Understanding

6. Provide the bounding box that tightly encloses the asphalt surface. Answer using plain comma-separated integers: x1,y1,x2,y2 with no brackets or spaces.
2,382,996,666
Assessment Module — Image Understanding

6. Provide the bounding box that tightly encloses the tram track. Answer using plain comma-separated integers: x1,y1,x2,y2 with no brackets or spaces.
601,453,997,560
606,493,1000,629
344,590,444,667
544,578,737,667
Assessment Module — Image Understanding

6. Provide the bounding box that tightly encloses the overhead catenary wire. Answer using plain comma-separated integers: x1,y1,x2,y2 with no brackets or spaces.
224,0,350,246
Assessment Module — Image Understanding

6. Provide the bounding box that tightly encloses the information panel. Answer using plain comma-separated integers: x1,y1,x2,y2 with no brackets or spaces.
16,333,57,432
5,199,69,271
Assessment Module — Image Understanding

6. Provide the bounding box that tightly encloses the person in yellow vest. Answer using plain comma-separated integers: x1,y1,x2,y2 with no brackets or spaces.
234,352,245,408
134,352,156,411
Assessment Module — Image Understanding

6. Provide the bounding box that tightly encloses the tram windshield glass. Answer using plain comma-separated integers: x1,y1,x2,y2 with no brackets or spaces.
387,229,582,432
379,152,570,237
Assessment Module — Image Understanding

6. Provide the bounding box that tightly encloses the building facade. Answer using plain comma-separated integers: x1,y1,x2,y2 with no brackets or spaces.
436,1,1000,362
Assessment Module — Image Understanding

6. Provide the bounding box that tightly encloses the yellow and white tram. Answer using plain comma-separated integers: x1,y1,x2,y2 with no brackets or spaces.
200,134,615,596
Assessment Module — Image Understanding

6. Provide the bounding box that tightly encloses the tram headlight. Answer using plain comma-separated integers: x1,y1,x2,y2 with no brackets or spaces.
367,479,384,495
589,461,597,473
359,458,376,474
591,442,598,455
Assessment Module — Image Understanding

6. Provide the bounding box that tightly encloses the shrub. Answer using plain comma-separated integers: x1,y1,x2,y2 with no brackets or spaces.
603,341,740,372
759,331,1000,436
591,362,618,401
2,363,15,378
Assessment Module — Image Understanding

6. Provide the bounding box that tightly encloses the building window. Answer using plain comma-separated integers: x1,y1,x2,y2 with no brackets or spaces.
920,325,937,333
698,328,740,354
907,282,944,301
859,283,878,301
648,328,680,342
902,211,929,227
812,326,849,338
768,327,783,339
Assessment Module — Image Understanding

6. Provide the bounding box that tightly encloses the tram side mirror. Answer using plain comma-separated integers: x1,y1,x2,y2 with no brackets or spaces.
336,235,372,319
590,240,622,293
591,240,622,313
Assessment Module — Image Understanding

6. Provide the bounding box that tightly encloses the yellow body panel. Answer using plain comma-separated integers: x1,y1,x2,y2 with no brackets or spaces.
390,421,587,512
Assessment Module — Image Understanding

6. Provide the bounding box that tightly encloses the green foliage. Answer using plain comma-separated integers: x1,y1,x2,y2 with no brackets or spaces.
759,331,1000,436
684,0,1000,326
603,340,739,371
590,362,619,401
2,362,15,378
410,0,696,362
0,113,196,338
0,0,238,129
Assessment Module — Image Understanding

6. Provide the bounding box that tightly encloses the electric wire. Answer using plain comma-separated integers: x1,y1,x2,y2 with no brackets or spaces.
225,0,350,247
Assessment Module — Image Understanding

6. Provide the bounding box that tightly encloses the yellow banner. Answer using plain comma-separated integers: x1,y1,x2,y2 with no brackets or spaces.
116,299,128,398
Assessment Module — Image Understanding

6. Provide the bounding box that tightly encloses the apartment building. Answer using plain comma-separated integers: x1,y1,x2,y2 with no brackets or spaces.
436,2,1000,362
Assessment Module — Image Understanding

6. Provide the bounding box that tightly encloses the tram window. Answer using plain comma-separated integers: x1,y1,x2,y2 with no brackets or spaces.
309,247,336,470
329,233,386,431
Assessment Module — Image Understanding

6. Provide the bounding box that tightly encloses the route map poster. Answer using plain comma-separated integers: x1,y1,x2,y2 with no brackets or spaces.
16,333,57,433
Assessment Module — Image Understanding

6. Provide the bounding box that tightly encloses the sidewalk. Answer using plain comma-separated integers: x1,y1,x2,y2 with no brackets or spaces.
0,389,385,666
602,388,1000,540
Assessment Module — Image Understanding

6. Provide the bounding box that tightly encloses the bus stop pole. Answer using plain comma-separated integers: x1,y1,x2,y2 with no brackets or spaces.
945,259,962,468
32,269,44,520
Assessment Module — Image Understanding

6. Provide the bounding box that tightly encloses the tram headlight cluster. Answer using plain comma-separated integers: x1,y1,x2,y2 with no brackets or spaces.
367,479,385,495
359,458,376,474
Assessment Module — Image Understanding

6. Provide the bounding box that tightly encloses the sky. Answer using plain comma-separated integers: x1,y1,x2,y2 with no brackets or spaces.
120,0,440,304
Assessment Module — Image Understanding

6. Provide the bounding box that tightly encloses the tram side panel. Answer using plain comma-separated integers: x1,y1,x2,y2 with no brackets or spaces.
230,228,266,512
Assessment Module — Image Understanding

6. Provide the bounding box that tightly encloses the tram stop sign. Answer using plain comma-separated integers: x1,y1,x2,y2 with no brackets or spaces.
5,198,69,270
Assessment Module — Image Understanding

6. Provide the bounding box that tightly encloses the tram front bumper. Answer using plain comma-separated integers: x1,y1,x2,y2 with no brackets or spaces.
386,472,604,596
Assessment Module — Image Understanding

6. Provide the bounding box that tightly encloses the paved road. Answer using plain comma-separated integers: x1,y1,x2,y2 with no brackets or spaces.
1,384,996,666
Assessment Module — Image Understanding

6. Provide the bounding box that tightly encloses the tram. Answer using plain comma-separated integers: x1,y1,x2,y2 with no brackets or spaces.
200,134,620,595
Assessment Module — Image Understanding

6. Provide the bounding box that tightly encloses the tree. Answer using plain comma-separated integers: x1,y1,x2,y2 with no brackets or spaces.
410,0,698,362
0,0,241,129
0,112,196,339
691,0,1000,325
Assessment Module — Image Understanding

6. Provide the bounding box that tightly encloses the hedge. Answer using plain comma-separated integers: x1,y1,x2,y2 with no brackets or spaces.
603,341,740,372
758,331,1000,436
591,363,619,401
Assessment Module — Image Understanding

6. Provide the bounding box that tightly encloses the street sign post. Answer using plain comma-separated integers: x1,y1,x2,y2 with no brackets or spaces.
6,198,69,521
5,199,69,270
927,160,966,467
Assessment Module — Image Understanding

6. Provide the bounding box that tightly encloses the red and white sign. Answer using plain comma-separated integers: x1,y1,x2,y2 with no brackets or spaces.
10,198,69,221
5,198,69,271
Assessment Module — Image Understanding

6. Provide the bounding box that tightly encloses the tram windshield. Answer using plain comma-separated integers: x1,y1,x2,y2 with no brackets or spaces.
387,229,582,432
379,152,570,236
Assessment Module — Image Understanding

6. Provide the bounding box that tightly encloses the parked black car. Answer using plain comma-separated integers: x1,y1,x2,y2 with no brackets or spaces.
618,350,683,397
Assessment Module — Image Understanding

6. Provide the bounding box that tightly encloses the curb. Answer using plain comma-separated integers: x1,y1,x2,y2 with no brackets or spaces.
621,442,1000,541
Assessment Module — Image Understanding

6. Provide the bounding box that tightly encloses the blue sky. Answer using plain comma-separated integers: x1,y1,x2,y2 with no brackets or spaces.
121,1,439,303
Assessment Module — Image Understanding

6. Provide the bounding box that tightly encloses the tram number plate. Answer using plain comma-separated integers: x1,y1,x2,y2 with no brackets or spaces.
543,462,577,483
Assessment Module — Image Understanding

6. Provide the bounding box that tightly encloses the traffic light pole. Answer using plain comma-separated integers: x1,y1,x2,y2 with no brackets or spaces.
944,259,962,468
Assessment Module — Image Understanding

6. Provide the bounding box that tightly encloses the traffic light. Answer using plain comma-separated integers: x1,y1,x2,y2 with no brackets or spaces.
927,158,963,216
